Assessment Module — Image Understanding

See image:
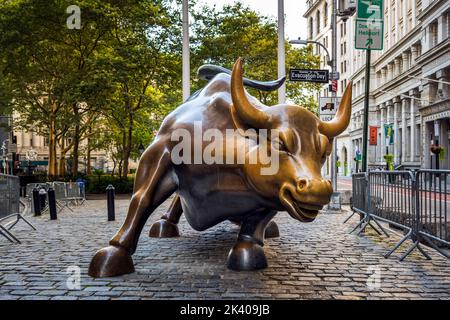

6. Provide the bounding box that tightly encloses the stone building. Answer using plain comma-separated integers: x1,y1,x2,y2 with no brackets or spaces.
13,127,111,174
304,0,450,173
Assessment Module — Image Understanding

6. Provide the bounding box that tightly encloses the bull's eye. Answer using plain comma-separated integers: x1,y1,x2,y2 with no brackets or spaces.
274,139,288,153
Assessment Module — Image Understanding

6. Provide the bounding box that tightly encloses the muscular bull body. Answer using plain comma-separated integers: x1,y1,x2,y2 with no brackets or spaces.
89,58,352,277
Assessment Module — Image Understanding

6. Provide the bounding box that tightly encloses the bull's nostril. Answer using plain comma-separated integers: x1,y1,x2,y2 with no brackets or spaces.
297,179,309,191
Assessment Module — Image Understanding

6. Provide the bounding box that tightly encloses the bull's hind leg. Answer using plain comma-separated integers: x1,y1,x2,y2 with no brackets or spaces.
149,194,182,238
227,210,277,271
89,140,176,278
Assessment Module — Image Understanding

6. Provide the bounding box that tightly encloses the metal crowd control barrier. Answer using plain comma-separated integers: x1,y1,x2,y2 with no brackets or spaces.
415,170,450,257
345,173,368,223
346,170,449,261
25,181,86,214
52,181,73,212
0,174,36,243
66,182,85,206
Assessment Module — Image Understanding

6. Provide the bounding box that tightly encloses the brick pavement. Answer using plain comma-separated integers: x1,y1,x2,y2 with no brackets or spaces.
0,198,449,300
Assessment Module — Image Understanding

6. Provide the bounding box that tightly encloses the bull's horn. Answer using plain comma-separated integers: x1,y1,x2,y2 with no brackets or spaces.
231,57,271,128
318,81,352,137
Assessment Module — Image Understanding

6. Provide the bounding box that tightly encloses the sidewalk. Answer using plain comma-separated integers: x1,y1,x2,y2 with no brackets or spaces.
0,199,448,300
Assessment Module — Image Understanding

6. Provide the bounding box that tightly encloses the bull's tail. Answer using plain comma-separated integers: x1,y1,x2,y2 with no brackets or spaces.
197,64,286,92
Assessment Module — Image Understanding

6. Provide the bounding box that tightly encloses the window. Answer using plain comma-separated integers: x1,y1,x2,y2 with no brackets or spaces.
309,17,314,38
447,12,450,39
430,22,438,47
316,10,321,34
324,3,328,27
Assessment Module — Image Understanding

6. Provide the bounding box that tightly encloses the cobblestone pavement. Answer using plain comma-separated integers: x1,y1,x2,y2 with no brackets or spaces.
0,198,449,300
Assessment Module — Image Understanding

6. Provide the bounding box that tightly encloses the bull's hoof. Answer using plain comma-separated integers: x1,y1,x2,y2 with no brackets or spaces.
226,240,268,271
149,219,180,238
264,221,280,239
88,246,134,278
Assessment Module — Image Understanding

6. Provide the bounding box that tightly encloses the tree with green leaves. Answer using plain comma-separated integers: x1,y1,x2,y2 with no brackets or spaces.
190,2,321,110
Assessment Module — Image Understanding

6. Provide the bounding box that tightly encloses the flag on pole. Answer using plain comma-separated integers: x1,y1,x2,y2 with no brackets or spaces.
369,126,378,145
384,124,394,146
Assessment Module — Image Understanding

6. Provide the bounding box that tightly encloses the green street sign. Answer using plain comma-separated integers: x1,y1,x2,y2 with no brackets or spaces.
357,0,383,20
355,0,384,51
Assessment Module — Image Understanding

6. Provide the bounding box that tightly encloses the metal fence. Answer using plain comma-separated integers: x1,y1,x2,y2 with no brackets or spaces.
347,170,449,261
24,181,86,214
0,174,20,219
416,170,449,249
0,173,35,243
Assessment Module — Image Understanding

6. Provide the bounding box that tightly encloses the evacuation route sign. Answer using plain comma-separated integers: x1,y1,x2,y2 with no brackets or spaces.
355,0,384,50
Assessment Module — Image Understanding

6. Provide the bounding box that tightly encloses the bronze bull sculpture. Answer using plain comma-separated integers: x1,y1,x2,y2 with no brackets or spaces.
89,58,352,277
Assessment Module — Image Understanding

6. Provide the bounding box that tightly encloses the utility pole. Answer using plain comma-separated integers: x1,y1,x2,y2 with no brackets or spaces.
277,0,286,104
362,50,371,172
182,0,190,101
330,0,338,192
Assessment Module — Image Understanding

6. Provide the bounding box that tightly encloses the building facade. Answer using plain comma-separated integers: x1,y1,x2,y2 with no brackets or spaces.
13,128,111,174
304,0,450,173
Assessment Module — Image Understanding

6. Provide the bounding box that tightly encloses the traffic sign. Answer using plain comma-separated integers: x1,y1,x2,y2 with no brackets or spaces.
319,96,342,122
356,0,383,20
355,0,384,51
355,19,383,50
330,71,340,80
289,69,329,83
330,80,338,92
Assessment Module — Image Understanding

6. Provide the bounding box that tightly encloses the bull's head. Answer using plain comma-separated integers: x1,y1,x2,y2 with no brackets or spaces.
230,58,352,222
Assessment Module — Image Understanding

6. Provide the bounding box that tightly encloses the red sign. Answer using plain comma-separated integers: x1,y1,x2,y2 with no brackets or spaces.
330,80,338,92
369,126,378,145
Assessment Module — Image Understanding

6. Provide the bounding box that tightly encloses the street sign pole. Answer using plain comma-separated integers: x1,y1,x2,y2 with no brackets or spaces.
355,0,384,172
362,49,371,172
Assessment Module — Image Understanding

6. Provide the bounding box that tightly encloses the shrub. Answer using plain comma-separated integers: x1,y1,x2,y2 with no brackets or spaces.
84,175,134,194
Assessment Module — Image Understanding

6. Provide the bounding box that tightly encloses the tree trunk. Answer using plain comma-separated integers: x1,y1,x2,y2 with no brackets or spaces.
122,110,133,178
118,159,123,179
58,138,66,177
48,113,58,177
111,159,116,177
86,127,92,175
71,105,80,176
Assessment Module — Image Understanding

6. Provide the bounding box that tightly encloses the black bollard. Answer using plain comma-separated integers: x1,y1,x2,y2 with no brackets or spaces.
32,187,41,216
39,187,47,210
48,187,57,220
106,184,115,221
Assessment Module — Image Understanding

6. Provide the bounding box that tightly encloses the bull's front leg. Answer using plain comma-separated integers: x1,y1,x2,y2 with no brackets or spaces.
89,139,176,278
227,210,277,271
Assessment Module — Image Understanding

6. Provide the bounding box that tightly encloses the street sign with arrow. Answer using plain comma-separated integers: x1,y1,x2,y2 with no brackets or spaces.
355,0,384,51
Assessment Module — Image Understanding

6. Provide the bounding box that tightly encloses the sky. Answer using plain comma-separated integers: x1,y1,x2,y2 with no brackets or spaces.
194,0,308,41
